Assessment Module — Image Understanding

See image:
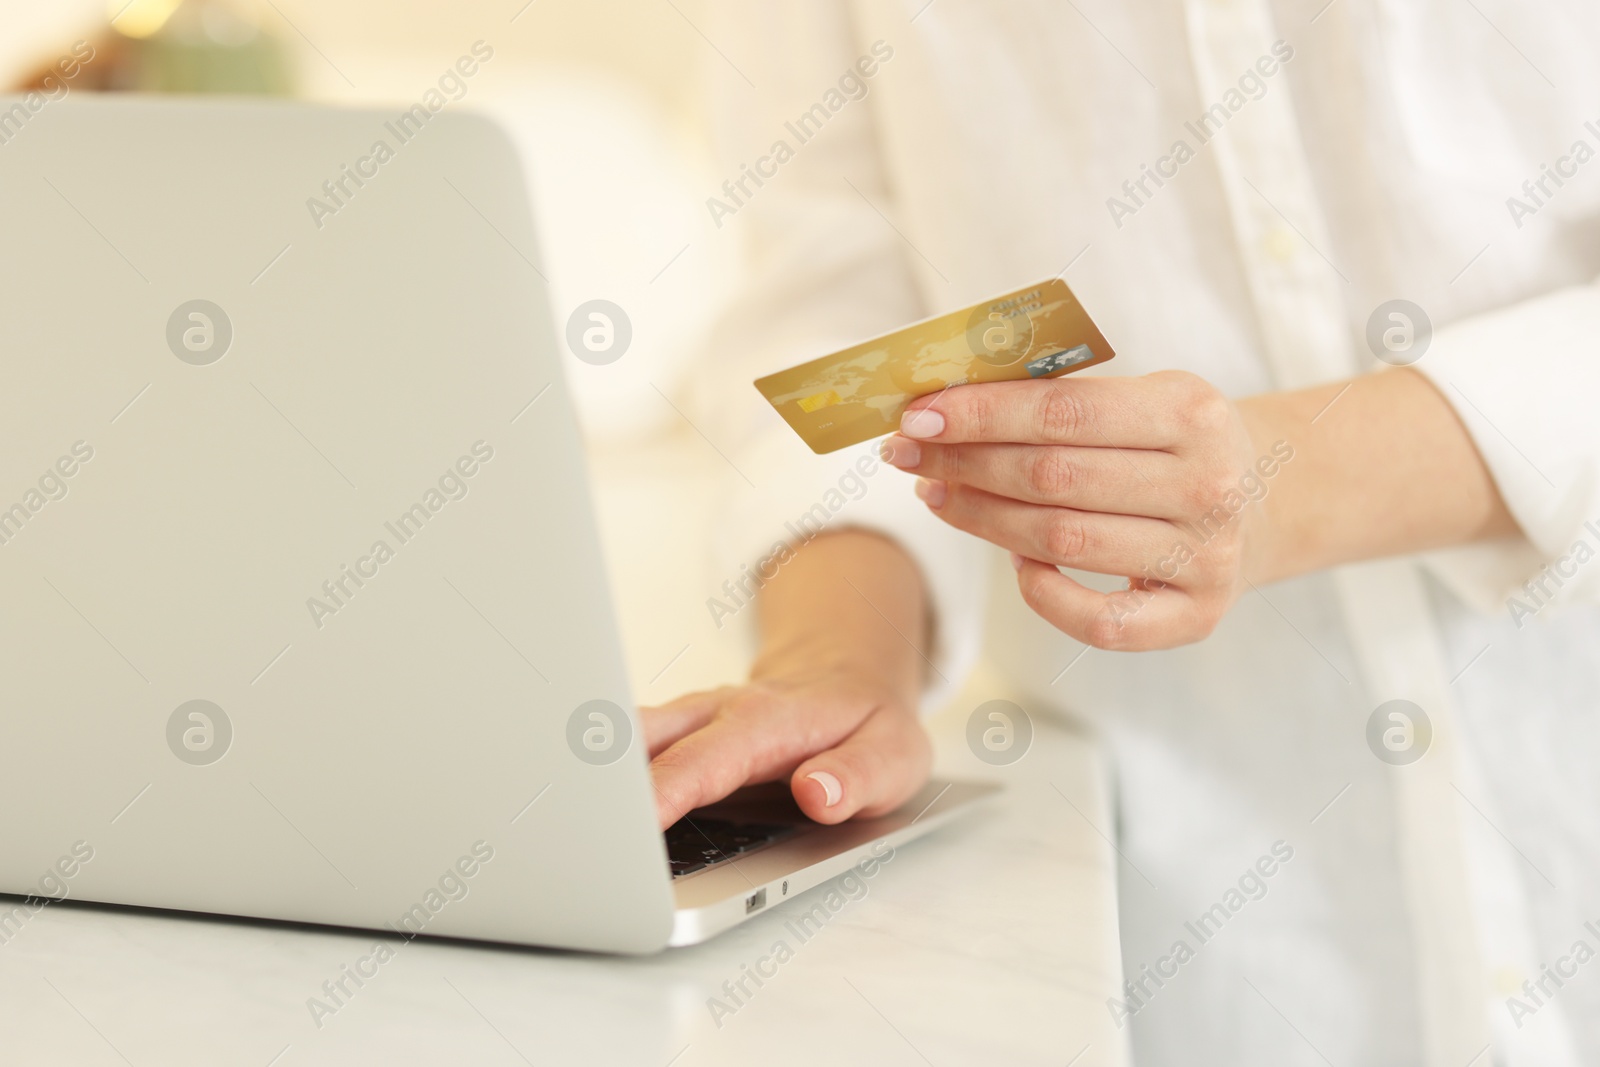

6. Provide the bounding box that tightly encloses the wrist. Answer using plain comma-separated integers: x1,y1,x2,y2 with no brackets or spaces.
1236,394,1301,586
750,528,931,704
749,640,923,707
1239,370,1516,583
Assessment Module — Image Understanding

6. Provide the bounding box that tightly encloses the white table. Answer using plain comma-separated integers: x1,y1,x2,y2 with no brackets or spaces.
0,433,1128,1066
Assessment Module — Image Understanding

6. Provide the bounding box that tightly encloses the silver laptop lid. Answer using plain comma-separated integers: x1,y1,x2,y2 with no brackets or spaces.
0,95,675,953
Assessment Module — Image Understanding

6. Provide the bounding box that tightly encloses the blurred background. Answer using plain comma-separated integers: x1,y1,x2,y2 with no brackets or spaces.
2,0,738,446
1,0,767,702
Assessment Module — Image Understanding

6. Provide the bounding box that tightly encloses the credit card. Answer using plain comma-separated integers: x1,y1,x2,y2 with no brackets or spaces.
754,278,1115,454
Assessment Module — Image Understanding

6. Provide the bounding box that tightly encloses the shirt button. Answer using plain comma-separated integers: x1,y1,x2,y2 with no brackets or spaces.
1493,966,1526,994
1263,227,1297,262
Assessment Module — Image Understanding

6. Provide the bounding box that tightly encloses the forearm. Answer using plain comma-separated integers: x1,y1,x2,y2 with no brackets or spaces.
751,529,929,701
1241,367,1517,584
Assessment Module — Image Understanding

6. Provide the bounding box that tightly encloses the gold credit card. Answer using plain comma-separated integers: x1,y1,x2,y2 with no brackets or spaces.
754,278,1115,454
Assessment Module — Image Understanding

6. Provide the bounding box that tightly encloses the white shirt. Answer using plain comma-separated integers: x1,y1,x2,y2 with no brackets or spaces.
700,2,1600,1063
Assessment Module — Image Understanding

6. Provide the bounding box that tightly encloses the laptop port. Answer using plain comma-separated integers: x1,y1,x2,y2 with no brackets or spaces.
745,889,767,913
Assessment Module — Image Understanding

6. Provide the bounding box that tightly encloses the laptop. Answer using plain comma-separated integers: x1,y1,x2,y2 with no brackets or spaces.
0,96,994,952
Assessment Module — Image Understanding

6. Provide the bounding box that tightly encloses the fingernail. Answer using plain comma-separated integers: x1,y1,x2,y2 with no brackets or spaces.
1011,552,1025,571
806,770,842,807
879,436,921,468
914,478,947,508
901,408,945,439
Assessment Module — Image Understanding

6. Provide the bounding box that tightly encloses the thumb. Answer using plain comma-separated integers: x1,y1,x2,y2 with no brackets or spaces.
790,708,932,825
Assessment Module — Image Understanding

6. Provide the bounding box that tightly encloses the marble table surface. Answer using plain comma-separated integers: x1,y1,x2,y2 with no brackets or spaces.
0,433,1128,1066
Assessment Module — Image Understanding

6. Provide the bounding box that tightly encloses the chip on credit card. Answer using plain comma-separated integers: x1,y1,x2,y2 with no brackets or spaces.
754,278,1115,454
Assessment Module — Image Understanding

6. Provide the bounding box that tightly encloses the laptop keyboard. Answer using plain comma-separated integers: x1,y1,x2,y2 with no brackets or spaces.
665,816,798,878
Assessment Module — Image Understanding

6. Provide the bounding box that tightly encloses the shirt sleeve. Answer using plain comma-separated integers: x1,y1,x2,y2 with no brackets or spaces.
1413,278,1600,616
694,2,988,709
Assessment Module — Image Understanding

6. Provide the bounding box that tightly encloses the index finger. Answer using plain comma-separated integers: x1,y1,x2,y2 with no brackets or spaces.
901,372,1198,448
649,702,844,828
640,688,728,757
